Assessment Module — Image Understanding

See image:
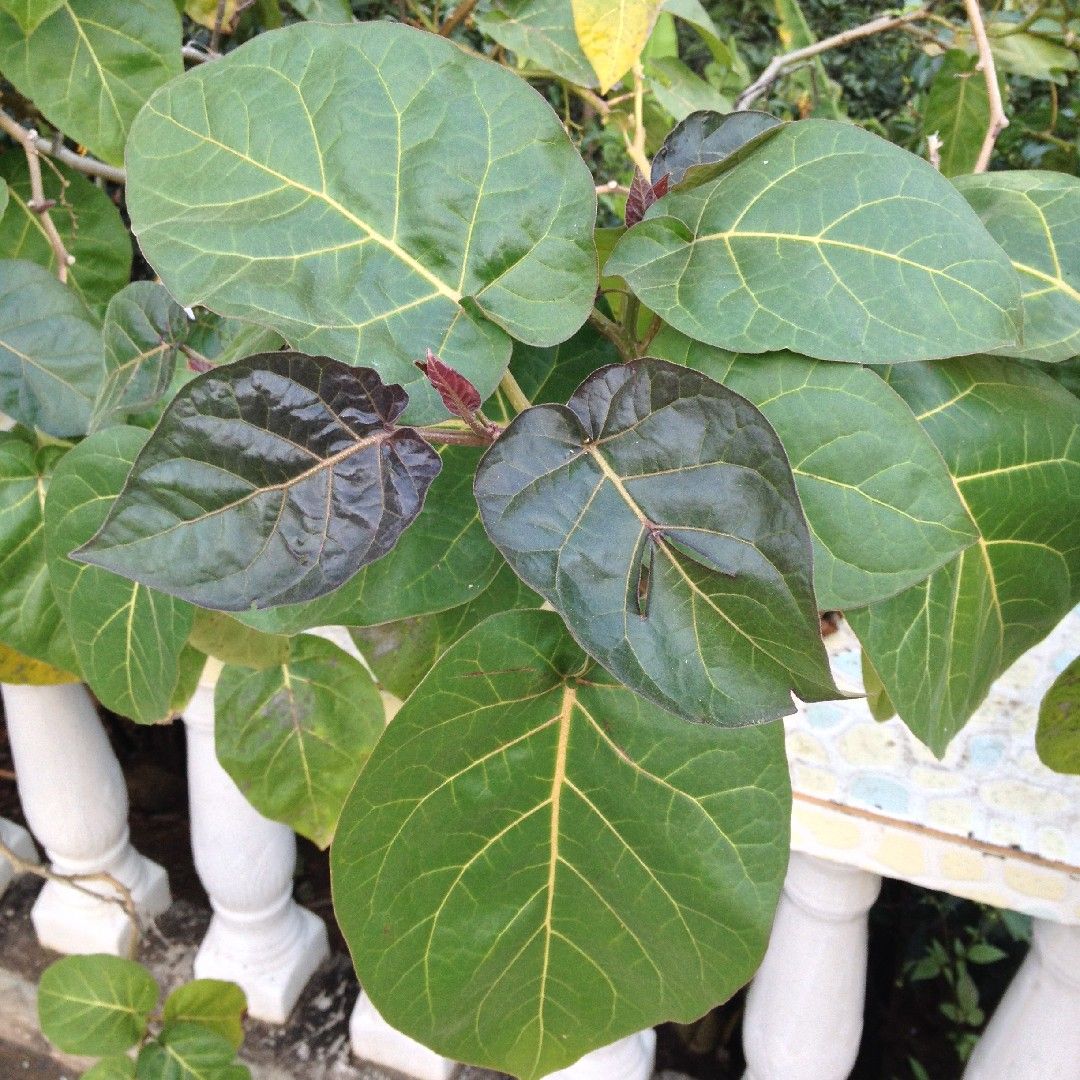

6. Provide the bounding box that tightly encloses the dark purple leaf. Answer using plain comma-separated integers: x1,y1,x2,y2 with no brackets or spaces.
415,349,482,417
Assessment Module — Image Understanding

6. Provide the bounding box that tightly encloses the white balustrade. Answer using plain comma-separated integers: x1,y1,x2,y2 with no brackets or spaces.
544,1030,656,1080
0,682,170,954
183,680,329,1023
963,919,1080,1080
0,816,37,895
742,852,882,1080
349,994,457,1080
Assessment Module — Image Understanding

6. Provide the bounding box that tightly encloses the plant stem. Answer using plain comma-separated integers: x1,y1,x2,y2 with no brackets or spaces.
210,0,228,54
499,371,532,414
0,110,73,283
588,309,636,363
963,0,1009,171
736,7,935,110
415,426,495,446
439,0,477,35
623,62,651,176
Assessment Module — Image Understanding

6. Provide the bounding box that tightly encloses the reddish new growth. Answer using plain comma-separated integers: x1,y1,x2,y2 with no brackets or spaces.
415,350,500,441
625,171,670,228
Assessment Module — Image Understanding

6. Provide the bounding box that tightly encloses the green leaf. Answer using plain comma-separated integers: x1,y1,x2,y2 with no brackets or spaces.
188,610,289,670
350,561,543,699
0,1,64,34
646,58,732,122
770,0,842,118
661,0,725,60
1037,656,1080,775
475,0,596,88
0,0,183,166
332,608,790,1080
74,353,442,611
163,981,246,1051
236,445,502,634
606,120,1023,363
0,430,76,671
124,21,597,424
862,652,895,723
571,0,663,92
0,260,103,437
38,954,157,1056
0,640,78,684
848,357,1080,757
82,1056,137,1080
44,426,195,724
0,152,132,317
90,283,191,433
954,171,1080,364
475,357,839,726
285,0,351,20
983,29,1079,83
921,50,992,179
216,635,383,847
136,1024,248,1080
649,109,783,190
651,328,978,610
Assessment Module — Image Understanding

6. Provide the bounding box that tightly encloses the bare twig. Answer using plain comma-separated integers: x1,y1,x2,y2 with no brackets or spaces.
963,0,1009,171
1,101,126,184
0,110,73,283
0,840,139,951
439,0,478,36
736,8,934,110
596,179,631,195
209,0,228,54
182,43,214,64
623,62,651,175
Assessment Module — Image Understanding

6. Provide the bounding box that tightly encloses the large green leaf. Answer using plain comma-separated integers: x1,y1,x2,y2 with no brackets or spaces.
90,282,191,432
921,50,992,179
0,0,183,166
82,1057,137,1080
136,1023,249,1080
0,152,132,317
351,561,542,699
475,358,839,726
285,0,352,20
0,260,103,437
332,608,790,1080
74,353,442,611
606,120,1023,363
124,21,597,423
216,635,383,847
1037,655,1080,775
475,0,596,88
38,954,157,1055
651,328,978,609
44,426,194,724
0,429,76,672
954,171,1080,364
848,357,1080,756
163,980,246,1051
188,610,289,670
237,445,502,634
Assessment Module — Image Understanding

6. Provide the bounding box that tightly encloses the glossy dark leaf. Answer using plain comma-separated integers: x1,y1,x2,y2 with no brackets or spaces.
650,109,783,189
475,358,840,726
332,608,790,1079
74,353,441,611
625,170,670,228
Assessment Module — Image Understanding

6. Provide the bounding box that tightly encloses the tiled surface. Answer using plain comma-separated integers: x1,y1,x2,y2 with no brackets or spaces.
786,608,1080,922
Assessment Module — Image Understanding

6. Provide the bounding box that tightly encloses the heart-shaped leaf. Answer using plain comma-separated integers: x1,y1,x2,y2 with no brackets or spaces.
137,1023,248,1080
0,151,132,317
651,328,979,609
0,260,103,437
475,357,839,726
1037,655,1080,775
0,0,182,165
848,357,1080,756
44,426,195,724
650,109,782,189
74,353,442,611
607,120,1023,363
124,21,598,423
954,171,1080,364
163,980,247,1052
332,608,790,1080
216,635,384,847
38,955,157,1056
0,430,76,672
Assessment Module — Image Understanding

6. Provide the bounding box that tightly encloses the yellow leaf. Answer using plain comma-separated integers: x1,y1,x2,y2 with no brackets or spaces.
185,0,242,31
0,643,79,686
572,0,664,93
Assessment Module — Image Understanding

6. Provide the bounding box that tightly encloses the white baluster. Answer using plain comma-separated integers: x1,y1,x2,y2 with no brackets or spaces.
349,993,457,1080
742,852,882,1080
963,919,1080,1080
0,816,38,895
183,681,328,1023
0,682,170,954
543,1030,656,1080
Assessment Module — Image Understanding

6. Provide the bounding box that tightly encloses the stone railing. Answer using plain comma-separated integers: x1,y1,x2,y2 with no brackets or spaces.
2,613,1078,1080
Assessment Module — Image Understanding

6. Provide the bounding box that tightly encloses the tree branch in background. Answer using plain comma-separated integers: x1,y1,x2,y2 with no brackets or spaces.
439,0,478,36
963,0,1009,171
0,109,74,283
736,7,935,110
0,106,126,185
209,0,229,54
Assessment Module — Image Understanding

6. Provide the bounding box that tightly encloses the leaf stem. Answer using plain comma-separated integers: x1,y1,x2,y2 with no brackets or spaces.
963,0,1010,171
588,309,637,363
415,426,495,447
623,62,651,176
499,371,533,414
